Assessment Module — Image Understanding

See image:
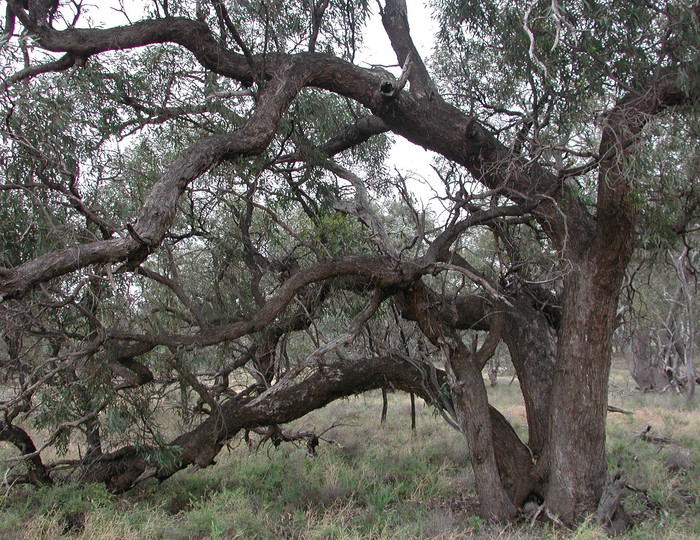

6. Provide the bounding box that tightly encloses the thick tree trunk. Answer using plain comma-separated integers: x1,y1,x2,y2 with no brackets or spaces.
502,300,556,457
545,264,622,522
542,81,682,523
545,149,634,521
545,169,634,522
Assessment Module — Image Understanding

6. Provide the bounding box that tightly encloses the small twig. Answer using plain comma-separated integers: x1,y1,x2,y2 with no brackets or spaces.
432,262,513,306
544,507,567,528
523,2,549,77
530,504,545,526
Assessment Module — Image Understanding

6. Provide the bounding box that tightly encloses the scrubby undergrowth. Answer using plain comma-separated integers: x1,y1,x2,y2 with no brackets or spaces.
1,362,698,539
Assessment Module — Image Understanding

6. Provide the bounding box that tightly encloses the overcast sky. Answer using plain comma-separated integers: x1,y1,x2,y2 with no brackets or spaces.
358,2,443,210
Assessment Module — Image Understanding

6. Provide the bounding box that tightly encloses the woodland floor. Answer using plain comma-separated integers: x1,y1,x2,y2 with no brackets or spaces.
0,358,698,539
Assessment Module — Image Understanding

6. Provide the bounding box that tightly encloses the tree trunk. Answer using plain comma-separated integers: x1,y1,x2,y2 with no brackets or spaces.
0,422,53,485
446,339,516,520
502,300,556,457
626,331,668,391
398,284,517,520
410,392,416,431
543,80,679,523
544,158,628,522
488,354,498,387
380,388,388,424
85,421,103,460
400,287,552,506
545,267,613,521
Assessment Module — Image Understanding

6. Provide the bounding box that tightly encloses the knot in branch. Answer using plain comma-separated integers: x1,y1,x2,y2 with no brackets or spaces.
379,79,399,98
378,52,412,100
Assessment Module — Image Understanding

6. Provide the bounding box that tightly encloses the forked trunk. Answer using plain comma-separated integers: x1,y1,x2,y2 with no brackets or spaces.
397,284,520,520
542,80,671,522
546,250,631,522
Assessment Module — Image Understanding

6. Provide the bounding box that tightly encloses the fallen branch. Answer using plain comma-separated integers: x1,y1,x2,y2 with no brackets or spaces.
638,425,672,444
607,405,634,415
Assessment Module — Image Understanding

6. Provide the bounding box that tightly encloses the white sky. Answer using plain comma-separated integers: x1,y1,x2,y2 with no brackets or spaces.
357,1,443,211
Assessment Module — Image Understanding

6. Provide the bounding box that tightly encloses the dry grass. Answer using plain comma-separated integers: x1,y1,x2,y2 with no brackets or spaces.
1,358,698,539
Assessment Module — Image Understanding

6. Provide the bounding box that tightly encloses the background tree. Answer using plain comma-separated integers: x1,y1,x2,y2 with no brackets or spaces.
0,0,698,527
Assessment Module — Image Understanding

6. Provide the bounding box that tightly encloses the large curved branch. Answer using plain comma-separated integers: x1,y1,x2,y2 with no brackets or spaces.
75,353,532,500
16,14,594,252
278,115,388,164
0,70,304,300
1,53,77,91
6,9,620,296
26,22,545,190
113,253,501,366
0,421,53,486
107,253,426,352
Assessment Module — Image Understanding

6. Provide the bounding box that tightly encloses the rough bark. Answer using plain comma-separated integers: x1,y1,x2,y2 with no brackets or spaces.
0,7,584,299
427,291,555,460
0,71,304,299
546,262,627,521
501,300,556,458
546,81,685,523
397,285,553,503
397,283,517,520
0,1,691,527
447,342,517,520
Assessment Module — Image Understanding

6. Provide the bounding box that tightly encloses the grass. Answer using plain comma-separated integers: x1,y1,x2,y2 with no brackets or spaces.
1,359,698,539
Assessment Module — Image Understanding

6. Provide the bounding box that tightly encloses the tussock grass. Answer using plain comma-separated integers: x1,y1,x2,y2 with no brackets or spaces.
1,359,698,539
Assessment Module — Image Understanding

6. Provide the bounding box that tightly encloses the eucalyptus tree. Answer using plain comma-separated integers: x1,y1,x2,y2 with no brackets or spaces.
623,243,700,396
0,0,698,527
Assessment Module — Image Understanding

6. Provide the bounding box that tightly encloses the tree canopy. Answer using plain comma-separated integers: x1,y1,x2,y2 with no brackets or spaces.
0,0,698,527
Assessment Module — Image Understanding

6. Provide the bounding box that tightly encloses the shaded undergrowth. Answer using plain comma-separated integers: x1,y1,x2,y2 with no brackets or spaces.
1,362,698,539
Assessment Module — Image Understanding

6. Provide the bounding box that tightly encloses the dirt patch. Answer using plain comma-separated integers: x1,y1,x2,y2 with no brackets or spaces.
501,405,528,425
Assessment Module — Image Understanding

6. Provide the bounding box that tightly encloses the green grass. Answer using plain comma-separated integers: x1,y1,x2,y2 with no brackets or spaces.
1,360,698,539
